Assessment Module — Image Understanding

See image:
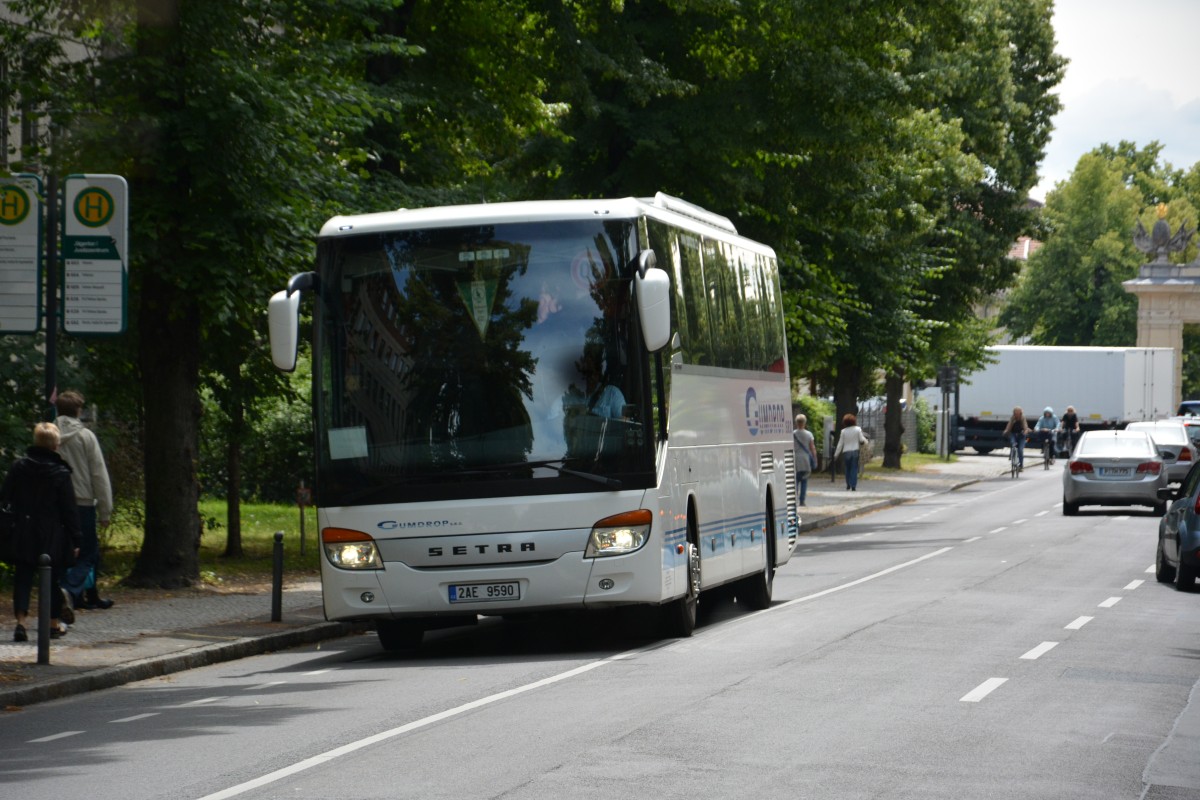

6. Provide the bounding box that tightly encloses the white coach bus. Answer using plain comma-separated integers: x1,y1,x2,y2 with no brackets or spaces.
268,193,797,650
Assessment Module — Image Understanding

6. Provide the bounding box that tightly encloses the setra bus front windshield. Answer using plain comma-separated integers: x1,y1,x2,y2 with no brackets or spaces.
313,217,656,506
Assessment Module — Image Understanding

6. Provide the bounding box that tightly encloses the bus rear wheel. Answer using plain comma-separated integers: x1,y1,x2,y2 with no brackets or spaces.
735,504,776,610
660,538,699,638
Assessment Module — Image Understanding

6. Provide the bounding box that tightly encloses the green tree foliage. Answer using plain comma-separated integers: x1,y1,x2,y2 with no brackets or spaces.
1000,144,1196,346
3,0,1067,580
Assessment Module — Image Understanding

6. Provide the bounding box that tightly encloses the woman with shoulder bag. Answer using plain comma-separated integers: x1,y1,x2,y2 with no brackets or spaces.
793,414,818,508
833,413,869,492
0,422,82,642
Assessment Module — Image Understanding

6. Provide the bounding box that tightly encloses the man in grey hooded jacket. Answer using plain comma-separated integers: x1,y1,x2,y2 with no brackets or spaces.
55,390,115,610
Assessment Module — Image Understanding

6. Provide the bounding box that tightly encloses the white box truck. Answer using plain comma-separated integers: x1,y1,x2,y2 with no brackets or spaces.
952,345,1175,454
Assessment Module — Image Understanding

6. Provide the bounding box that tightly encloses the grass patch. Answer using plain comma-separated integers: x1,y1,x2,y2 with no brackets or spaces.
96,501,321,588
862,451,958,475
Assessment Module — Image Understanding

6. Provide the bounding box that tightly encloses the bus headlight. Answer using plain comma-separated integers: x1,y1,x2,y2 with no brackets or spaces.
585,510,652,558
322,528,383,569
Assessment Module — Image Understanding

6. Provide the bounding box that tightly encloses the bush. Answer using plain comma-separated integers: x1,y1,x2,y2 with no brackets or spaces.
914,395,936,454
793,394,836,439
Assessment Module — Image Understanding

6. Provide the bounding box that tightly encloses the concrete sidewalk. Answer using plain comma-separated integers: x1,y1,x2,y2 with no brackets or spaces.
0,454,1014,710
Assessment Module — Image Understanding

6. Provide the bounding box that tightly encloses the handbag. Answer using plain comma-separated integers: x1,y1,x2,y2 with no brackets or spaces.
0,501,17,563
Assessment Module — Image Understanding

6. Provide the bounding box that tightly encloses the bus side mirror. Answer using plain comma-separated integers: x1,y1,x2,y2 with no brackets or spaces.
633,250,670,352
268,289,301,372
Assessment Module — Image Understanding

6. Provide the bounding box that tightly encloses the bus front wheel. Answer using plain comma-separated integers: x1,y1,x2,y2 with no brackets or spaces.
376,619,424,651
660,539,699,638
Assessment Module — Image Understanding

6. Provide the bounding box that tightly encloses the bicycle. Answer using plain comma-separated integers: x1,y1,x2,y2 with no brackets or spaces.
1040,430,1055,469
1009,434,1021,478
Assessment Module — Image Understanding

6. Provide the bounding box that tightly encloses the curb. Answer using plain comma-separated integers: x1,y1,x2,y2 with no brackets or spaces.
0,621,363,709
796,477,984,535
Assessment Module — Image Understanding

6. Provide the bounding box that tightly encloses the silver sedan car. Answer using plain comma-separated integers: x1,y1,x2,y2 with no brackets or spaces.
1125,420,1198,483
1062,430,1168,516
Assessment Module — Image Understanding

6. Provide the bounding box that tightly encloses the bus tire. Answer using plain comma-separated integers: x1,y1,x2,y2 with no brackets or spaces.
376,619,424,651
660,536,699,638
735,503,776,611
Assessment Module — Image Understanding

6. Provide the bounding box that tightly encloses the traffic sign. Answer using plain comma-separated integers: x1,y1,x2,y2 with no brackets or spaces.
62,174,128,335
0,175,43,333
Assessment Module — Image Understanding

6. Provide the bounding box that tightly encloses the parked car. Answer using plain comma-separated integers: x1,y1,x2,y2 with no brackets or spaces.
1125,420,1197,483
1062,430,1167,516
1173,400,1200,446
1155,460,1200,590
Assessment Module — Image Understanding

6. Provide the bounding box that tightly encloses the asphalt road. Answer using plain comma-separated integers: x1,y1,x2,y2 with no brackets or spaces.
2,466,1198,800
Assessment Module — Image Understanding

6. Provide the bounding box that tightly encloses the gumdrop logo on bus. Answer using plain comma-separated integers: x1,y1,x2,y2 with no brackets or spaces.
745,387,788,437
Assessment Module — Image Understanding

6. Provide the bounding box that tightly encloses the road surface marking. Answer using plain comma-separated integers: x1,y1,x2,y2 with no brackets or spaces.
1020,642,1059,660
1099,597,1122,608
1013,518,1029,525
303,669,334,676
1065,616,1093,630
111,713,159,723
1035,510,1048,517
195,652,633,800
246,682,287,691
964,536,982,543
184,697,226,706
777,548,954,609
989,527,1007,534
961,678,1007,703
29,731,82,743
1123,580,1144,591
1145,565,1155,574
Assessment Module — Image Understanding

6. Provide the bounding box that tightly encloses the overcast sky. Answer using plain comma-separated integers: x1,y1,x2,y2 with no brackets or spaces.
1031,0,1200,202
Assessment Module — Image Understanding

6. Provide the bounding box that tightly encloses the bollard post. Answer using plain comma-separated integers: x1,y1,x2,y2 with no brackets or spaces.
271,531,284,622
37,554,51,665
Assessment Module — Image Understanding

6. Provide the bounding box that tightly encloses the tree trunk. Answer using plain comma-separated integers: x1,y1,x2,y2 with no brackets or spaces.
224,400,244,558
127,273,202,588
832,362,863,428
883,372,905,469
126,0,202,589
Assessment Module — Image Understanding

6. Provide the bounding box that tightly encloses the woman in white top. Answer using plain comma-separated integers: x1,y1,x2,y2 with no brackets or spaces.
834,412,869,491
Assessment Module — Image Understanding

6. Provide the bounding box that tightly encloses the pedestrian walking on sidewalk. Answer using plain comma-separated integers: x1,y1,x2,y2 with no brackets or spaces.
54,390,115,611
834,413,869,492
793,414,817,507
0,422,82,642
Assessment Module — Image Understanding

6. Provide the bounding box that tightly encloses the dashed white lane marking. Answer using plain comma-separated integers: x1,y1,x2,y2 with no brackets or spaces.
961,678,1008,703
1099,597,1122,608
29,731,82,743
1035,510,1049,517
184,697,226,706
1065,616,1093,630
1013,519,1029,525
111,713,159,723
247,681,287,691
303,669,334,676
964,536,982,543
1123,579,1144,591
1145,565,1155,574
1020,642,1059,660
1114,515,1130,522
989,527,1008,534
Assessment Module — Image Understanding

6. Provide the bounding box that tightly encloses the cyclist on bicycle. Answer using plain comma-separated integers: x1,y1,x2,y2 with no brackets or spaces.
1034,406,1059,463
1002,406,1031,470
1059,405,1081,455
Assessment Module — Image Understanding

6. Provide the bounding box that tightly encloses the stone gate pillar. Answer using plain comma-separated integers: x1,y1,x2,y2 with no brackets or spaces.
1123,208,1200,409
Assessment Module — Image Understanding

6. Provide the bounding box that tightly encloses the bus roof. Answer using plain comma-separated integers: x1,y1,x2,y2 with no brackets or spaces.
318,193,777,257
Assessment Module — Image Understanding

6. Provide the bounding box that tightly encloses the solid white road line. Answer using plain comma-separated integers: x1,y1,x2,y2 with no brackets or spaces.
29,731,82,743
195,655,629,800
1065,616,1093,630
961,678,1008,703
1020,641,1059,660
1099,597,1122,608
